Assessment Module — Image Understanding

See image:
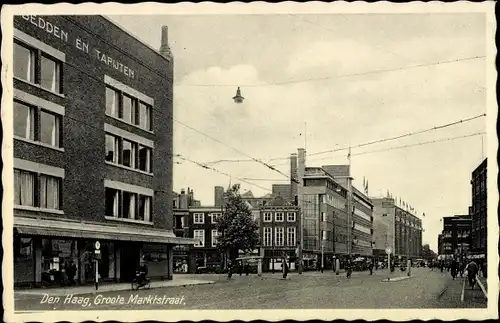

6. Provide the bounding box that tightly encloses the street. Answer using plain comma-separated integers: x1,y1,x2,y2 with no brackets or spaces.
14,268,487,311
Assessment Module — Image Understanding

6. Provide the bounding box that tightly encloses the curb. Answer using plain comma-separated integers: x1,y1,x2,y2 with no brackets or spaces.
15,280,216,297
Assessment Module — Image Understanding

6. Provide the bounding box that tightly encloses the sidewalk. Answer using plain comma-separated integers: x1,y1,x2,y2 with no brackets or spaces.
15,278,215,297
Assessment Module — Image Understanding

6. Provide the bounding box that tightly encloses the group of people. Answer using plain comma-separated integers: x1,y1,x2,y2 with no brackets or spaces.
449,258,483,289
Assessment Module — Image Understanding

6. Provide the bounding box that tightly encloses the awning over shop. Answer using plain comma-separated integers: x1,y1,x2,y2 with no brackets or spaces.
14,216,196,245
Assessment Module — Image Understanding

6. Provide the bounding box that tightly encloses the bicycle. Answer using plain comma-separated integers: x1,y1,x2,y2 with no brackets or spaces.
131,274,151,290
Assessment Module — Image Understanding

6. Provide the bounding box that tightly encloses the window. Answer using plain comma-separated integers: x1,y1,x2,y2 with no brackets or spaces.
14,100,63,148
193,213,204,224
106,87,120,117
122,140,136,168
211,213,221,224
287,212,296,222
275,212,284,222
105,134,119,163
40,55,61,93
287,227,296,246
263,227,272,246
275,227,284,246
137,195,151,222
14,101,34,140
322,212,327,222
211,230,219,247
322,230,327,241
105,188,119,217
194,230,205,247
14,169,35,207
39,175,61,209
14,42,35,82
122,192,136,219
104,85,152,131
40,111,60,147
138,102,152,130
121,94,136,124
263,212,272,222
138,145,152,172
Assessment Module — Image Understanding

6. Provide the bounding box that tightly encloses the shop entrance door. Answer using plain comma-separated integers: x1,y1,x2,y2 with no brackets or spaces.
120,243,140,282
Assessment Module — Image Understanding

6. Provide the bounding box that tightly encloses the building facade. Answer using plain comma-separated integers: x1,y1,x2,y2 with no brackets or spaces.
259,196,300,271
439,215,472,257
372,197,422,262
293,149,374,269
470,158,487,261
12,15,194,287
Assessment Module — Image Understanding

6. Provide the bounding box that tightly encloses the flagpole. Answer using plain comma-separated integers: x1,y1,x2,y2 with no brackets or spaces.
347,145,352,257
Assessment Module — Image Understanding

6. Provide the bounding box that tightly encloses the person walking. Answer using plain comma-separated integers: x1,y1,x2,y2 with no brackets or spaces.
368,260,374,275
450,258,458,280
465,259,479,289
282,253,289,279
65,259,77,286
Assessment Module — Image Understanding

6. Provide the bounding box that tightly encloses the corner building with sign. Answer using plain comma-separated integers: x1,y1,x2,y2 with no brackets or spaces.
12,15,195,287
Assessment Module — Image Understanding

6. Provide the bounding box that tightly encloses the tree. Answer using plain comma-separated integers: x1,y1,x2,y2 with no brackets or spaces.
421,244,437,260
216,184,260,262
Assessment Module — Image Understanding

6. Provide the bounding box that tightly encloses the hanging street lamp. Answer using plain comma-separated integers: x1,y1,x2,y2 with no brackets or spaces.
233,87,244,103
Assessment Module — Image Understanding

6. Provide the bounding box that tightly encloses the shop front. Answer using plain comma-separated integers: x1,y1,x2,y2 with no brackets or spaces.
13,217,195,287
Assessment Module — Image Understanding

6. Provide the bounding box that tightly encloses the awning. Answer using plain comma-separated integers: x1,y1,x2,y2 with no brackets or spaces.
14,216,197,245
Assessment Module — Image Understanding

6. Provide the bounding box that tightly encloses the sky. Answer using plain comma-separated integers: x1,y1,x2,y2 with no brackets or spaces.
109,13,488,252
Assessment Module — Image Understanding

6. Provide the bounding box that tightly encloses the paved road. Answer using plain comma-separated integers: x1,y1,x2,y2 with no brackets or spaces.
15,268,486,311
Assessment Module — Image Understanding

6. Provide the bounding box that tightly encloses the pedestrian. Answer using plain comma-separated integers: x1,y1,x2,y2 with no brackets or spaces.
368,261,374,275
450,258,458,280
244,261,250,276
465,259,479,289
282,253,289,279
66,259,77,286
346,258,352,279
227,260,233,280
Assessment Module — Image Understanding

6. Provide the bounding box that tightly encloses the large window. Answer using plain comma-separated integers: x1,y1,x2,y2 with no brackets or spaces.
14,101,34,140
263,227,272,247
14,169,62,210
40,111,60,147
14,100,62,148
40,175,61,210
14,42,35,83
275,212,284,222
14,41,63,94
275,227,284,247
105,86,152,131
104,133,152,173
14,170,35,207
40,55,61,93
105,87,120,118
287,227,296,246
194,230,205,247
287,212,296,222
104,187,152,222
211,230,219,247
263,212,272,222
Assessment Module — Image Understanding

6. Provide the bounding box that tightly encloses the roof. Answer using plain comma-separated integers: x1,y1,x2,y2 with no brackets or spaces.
262,195,295,208
321,165,350,177
241,190,255,198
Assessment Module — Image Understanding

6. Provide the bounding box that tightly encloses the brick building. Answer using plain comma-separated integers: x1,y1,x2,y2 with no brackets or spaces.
470,158,487,261
259,196,300,272
439,215,472,257
11,15,194,287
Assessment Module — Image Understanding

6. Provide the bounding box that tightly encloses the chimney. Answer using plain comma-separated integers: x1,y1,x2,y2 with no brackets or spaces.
214,186,225,207
159,25,173,59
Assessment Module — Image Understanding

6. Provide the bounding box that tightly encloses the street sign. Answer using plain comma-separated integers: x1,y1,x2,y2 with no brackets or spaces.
95,241,100,250
385,248,392,255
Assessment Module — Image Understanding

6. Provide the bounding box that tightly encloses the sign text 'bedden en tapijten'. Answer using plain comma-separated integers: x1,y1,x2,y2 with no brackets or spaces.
21,15,136,79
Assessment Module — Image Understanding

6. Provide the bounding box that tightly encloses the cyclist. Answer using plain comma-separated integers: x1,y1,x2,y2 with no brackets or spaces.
136,258,149,287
